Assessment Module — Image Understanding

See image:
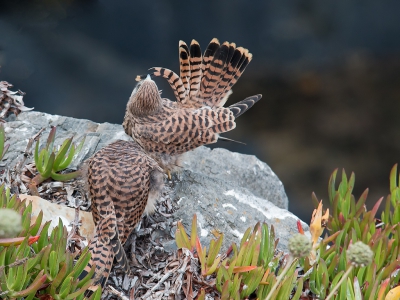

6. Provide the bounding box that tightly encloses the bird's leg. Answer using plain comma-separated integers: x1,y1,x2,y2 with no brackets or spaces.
166,170,172,180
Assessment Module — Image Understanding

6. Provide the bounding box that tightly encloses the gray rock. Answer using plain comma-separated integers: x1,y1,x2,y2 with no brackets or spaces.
2,111,131,170
183,147,288,209
2,111,308,253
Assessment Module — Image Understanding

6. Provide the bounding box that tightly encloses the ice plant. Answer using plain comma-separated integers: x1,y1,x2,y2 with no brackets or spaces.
176,214,223,276
0,184,101,299
29,126,85,195
264,234,311,300
325,241,373,300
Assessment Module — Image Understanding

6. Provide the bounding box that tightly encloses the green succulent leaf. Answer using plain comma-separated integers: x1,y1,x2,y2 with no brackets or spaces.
206,235,223,268
59,275,73,299
175,221,191,250
10,271,47,298
88,287,102,300
27,246,46,271
57,142,76,170
70,247,91,280
76,264,96,289
65,279,94,300
50,170,81,182
28,210,43,237
53,137,73,172
11,262,28,292
50,261,69,293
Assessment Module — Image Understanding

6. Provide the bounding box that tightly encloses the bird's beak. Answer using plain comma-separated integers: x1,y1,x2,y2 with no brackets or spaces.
135,74,154,82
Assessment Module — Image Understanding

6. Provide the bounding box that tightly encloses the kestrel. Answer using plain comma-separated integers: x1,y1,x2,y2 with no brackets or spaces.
123,38,262,173
79,140,164,287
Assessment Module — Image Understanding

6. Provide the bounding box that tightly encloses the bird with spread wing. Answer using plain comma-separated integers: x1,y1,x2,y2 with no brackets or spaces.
123,38,262,175
81,38,262,289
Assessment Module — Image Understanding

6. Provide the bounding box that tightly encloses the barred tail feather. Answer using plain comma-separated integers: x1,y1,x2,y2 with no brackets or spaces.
111,238,130,273
200,41,230,102
78,210,126,288
228,94,262,118
216,48,253,107
151,38,255,110
201,38,220,83
79,232,115,287
210,42,237,106
189,39,202,99
226,49,253,92
179,41,190,98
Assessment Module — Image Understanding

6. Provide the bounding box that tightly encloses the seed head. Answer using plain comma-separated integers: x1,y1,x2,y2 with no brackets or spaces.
0,209,22,238
347,241,373,267
288,233,312,258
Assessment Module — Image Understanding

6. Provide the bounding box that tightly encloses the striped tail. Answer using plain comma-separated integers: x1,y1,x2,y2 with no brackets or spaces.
111,238,130,274
78,213,130,287
79,229,114,287
151,38,253,108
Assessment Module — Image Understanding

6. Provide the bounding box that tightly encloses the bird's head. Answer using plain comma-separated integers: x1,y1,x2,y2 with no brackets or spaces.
127,74,162,116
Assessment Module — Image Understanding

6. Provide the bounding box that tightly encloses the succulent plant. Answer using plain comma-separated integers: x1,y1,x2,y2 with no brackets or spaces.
29,126,85,195
175,215,297,300
0,184,101,299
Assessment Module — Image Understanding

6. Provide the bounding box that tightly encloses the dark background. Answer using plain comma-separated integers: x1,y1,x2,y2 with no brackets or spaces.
1,0,400,222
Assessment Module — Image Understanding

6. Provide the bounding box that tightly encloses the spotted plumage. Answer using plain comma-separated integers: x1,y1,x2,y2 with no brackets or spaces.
79,140,163,287
123,38,262,171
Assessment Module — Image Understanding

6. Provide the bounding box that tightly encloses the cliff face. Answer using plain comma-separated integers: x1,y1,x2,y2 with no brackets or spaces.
3,111,306,253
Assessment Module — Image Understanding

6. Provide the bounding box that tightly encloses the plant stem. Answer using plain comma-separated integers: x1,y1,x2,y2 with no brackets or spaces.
28,175,45,196
264,256,295,300
325,265,354,300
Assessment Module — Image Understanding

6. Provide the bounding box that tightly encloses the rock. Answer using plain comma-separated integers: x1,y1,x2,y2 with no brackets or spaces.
2,111,308,253
183,147,288,209
3,111,131,170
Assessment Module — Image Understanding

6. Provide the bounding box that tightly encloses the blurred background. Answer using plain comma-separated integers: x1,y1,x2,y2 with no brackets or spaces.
1,0,400,222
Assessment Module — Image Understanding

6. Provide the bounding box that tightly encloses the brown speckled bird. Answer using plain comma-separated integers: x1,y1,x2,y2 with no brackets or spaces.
123,38,262,173
81,38,261,288
79,140,164,287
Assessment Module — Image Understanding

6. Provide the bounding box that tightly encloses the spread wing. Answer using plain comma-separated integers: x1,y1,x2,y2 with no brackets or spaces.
134,106,236,149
